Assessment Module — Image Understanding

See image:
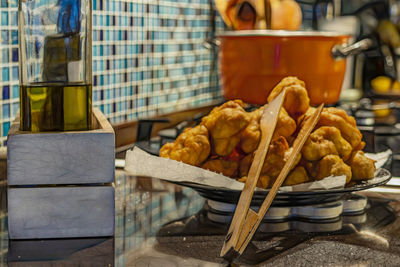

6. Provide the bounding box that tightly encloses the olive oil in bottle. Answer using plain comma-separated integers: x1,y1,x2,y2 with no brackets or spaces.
19,0,92,132
20,83,92,132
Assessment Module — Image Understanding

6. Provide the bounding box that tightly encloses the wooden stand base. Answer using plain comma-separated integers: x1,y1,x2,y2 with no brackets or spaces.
7,108,115,239
7,108,115,185
8,186,114,239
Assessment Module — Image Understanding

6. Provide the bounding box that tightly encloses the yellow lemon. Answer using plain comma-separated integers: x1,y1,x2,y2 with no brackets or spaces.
371,76,392,93
392,80,400,92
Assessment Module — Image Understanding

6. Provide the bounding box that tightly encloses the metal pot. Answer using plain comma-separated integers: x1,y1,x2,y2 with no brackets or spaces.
215,30,371,105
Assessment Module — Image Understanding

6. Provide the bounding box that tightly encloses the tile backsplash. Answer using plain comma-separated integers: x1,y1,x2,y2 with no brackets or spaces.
0,0,224,146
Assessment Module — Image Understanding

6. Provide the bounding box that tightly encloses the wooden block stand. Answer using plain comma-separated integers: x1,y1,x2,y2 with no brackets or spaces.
7,108,115,239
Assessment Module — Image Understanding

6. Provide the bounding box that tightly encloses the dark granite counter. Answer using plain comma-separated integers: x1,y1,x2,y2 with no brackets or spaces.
1,170,400,266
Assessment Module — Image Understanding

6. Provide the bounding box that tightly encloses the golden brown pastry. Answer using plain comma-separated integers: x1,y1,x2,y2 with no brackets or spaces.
238,175,272,189
213,132,242,157
275,108,297,140
202,158,239,178
317,107,363,150
257,175,272,188
296,106,315,126
159,125,210,166
239,107,296,154
240,108,262,154
201,100,249,139
201,100,249,156
239,153,253,177
302,126,352,161
283,166,310,186
347,150,376,180
299,107,364,150
267,76,310,119
240,137,289,187
306,155,352,183
325,107,357,127
283,147,302,171
261,136,290,178
160,76,376,187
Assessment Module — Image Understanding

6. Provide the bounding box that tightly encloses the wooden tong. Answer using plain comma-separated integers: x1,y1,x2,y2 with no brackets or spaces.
220,91,324,261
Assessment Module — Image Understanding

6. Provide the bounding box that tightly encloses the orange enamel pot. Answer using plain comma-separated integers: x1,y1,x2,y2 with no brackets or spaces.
218,30,370,105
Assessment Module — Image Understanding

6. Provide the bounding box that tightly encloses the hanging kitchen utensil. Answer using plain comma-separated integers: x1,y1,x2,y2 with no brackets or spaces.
214,0,234,27
214,0,266,30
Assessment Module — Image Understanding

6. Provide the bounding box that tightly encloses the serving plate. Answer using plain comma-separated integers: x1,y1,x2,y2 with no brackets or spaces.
172,168,391,206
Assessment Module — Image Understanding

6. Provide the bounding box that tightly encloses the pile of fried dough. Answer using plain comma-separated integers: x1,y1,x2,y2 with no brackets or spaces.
160,77,376,188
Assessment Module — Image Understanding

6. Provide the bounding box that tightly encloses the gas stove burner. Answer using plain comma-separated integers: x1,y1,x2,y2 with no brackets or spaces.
343,193,368,215
374,126,400,135
342,212,367,224
355,98,400,112
349,100,400,177
206,194,368,232
133,113,205,155
341,98,400,127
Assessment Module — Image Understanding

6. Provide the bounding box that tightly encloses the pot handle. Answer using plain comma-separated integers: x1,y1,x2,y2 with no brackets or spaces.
203,38,221,49
332,38,372,59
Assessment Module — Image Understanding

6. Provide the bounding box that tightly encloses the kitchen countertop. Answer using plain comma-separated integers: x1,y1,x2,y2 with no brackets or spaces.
1,170,400,266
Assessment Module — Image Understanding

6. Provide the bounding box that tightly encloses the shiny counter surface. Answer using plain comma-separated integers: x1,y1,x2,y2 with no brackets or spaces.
1,171,400,266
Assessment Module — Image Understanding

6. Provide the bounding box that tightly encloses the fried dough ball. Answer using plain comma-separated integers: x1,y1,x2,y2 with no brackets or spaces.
318,107,363,150
283,147,302,168
201,100,249,139
306,155,352,183
300,107,364,150
283,166,310,186
257,175,272,188
213,132,242,157
239,153,253,177
238,175,272,189
240,107,296,154
161,76,374,187
302,126,352,161
297,106,315,126
240,143,303,189
347,151,376,180
239,137,289,182
238,176,246,183
261,136,290,178
275,108,297,140
264,147,302,187
201,158,239,178
240,108,263,154
267,76,310,119
201,100,249,156
325,107,357,126
160,125,210,166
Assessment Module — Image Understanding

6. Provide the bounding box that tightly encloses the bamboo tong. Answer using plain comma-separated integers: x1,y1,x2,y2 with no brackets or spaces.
220,90,324,261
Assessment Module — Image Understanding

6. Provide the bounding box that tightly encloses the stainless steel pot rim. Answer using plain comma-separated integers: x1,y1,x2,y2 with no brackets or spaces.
218,30,350,38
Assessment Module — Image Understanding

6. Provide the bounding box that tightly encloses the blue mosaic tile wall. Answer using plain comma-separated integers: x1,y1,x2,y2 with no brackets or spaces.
0,0,224,145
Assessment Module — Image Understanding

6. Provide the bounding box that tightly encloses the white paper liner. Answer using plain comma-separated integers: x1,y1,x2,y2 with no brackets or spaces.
124,147,392,192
